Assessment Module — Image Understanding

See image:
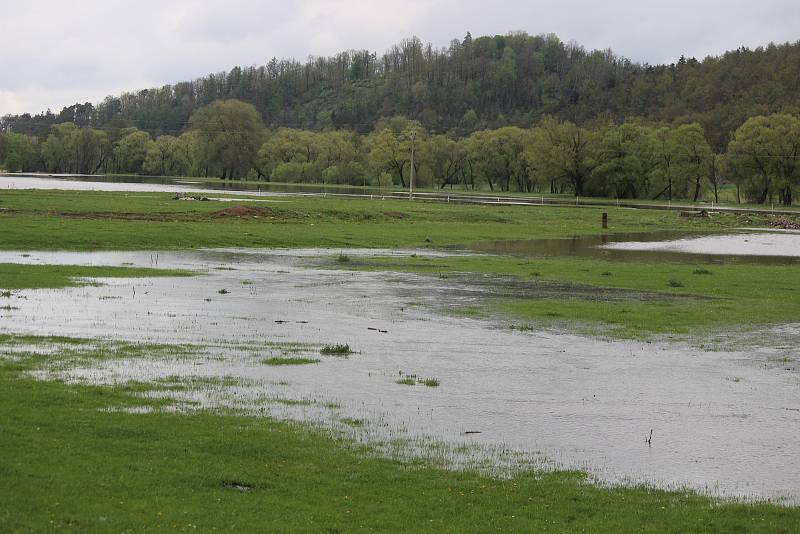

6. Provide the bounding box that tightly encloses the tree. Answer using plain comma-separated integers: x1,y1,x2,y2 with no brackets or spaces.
728,114,800,205
41,123,79,173
366,117,424,188
425,135,465,189
525,117,596,196
190,100,264,179
463,127,529,192
115,130,152,174
672,123,713,202
593,123,659,198
1,132,37,172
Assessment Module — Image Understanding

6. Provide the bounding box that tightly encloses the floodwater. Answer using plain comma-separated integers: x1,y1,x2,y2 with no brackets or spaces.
472,231,800,264
604,232,800,259
1,248,799,504
0,174,380,196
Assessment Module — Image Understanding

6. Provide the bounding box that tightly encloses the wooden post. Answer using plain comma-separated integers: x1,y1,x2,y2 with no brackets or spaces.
602,212,608,229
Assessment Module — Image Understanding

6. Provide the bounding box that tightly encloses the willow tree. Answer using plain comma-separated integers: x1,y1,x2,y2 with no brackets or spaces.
190,100,264,179
728,114,800,205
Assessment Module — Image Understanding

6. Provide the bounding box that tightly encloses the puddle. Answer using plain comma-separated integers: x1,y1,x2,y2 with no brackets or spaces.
472,231,800,264
604,232,800,259
1,248,799,504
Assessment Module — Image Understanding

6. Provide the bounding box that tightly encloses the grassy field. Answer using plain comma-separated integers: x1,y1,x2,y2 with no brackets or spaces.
1,339,798,532
2,188,799,530
336,254,800,338
0,263,191,289
0,189,776,251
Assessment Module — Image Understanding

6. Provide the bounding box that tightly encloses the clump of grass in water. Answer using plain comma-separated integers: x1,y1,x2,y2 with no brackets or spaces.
262,357,320,366
667,279,684,288
320,344,352,356
336,253,351,264
693,269,713,275
341,418,366,427
218,288,230,294
396,372,440,387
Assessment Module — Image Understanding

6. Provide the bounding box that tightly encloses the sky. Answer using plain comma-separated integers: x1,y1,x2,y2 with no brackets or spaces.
1,0,798,116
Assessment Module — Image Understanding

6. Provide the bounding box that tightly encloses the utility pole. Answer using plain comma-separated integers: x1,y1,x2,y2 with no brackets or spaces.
409,130,416,200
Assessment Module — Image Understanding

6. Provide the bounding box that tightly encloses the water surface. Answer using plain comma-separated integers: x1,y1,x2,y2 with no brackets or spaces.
1,248,798,503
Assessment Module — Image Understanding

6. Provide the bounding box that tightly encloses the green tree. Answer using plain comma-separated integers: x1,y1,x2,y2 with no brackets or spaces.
728,114,800,205
366,117,424,188
115,130,152,174
190,100,264,179
593,123,659,198
2,132,37,172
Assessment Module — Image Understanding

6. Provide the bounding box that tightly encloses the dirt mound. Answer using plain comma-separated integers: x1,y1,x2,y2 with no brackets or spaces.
382,211,408,219
770,216,800,230
210,206,273,218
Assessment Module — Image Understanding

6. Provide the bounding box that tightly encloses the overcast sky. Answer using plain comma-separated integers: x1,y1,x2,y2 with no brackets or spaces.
1,0,798,116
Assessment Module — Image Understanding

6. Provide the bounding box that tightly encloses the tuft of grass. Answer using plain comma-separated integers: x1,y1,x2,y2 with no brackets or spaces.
340,418,366,427
335,252,351,264
218,288,230,294
693,269,713,275
262,357,320,366
667,279,684,288
396,372,440,388
320,343,352,356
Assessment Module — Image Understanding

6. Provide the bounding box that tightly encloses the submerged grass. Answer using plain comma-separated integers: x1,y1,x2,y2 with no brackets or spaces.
0,263,192,289
320,344,352,356
262,357,320,366
344,254,800,339
0,345,798,531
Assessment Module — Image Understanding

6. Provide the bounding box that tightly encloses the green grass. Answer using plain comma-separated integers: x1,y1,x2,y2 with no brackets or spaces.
1,348,798,531
0,189,770,251
2,189,800,529
262,357,320,366
320,343,352,355
0,263,192,289
343,254,800,338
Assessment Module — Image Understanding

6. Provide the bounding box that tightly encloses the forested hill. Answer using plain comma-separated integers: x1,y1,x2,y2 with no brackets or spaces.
4,32,800,149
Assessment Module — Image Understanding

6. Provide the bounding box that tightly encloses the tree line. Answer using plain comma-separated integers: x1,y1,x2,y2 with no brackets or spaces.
2,99,798,205
3,32,800,152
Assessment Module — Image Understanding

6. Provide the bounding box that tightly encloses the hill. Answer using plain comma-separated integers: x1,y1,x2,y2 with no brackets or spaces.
3,32,800,150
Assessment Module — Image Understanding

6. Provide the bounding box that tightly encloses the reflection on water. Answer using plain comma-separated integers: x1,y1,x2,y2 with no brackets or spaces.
472,232,800,265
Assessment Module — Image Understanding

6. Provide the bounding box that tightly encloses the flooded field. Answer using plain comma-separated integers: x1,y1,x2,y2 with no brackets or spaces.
473,231,800,264
604,231,800,259
0,174,379,196
1,247,799,503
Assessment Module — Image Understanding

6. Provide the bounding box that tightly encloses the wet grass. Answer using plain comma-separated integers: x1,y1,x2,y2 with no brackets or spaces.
344,254,800,339
0,263,192,289
320,344,352,356
396,372,441,388
262,357,320,366
0,189,763,251
1,348,798,531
